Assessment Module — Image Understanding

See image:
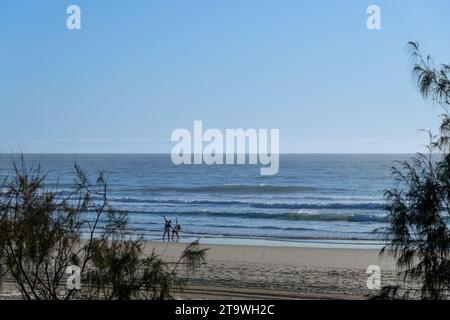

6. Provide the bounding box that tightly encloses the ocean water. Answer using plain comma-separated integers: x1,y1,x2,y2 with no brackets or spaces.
0,154,412,248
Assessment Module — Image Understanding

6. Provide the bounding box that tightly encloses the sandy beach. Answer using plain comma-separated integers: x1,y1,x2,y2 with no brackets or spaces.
0,240,399,300
145,241,399,300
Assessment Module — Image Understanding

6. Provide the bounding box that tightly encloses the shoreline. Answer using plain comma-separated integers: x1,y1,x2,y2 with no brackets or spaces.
149,236,385,249
144,241,399,300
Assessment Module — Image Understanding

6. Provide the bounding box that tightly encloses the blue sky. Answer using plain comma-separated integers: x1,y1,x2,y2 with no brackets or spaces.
1,0,449,153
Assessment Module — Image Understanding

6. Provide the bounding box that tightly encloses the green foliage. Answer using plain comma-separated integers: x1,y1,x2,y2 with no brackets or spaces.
0,158,207,300
380,42,450,299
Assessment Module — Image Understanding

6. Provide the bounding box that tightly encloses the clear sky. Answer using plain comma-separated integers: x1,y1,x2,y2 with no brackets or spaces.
1,0,449,153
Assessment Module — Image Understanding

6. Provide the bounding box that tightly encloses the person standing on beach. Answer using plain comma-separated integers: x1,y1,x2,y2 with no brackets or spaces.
172,218,181,241
163,216,173,241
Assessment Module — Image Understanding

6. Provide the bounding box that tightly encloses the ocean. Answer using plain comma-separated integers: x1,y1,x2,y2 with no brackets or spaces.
0,154,412,248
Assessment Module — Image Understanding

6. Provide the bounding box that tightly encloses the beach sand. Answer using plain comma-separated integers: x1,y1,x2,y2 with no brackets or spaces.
145,241,400,300
0,241,400,300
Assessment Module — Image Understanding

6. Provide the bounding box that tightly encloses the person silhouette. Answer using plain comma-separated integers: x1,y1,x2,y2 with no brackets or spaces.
163,216,173,241
172,218,181,241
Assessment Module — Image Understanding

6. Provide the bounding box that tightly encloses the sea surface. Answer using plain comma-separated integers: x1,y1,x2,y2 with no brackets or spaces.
0,154,413,248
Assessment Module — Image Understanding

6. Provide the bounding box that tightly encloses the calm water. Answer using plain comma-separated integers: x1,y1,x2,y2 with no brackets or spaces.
0,154,412,248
